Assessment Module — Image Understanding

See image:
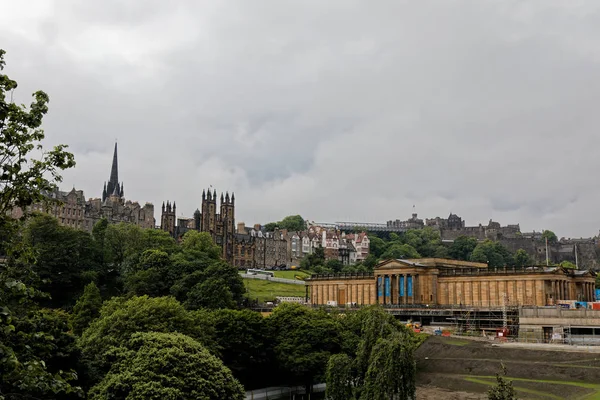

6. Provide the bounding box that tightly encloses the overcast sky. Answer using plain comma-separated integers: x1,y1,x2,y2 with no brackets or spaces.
2,1,600,238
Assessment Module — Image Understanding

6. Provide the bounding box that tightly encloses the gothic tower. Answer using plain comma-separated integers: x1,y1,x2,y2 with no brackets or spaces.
201,189,217,238
161,201,176,238
220,192,235,261
103,142,123,201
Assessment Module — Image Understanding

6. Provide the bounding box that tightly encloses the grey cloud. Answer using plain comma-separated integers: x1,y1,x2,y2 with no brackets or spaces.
2,1,600,236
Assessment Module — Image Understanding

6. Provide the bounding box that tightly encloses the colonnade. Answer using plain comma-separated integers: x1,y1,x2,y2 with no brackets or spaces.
376,273,420,305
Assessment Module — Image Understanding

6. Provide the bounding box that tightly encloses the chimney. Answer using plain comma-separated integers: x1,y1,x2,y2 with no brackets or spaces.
237,222,246,234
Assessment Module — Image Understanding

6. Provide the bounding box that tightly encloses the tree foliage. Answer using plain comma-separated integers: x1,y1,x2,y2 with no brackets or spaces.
542,230,558,244
514,249,532,267
325,353,353,400
471,240,514,268
264,215,306,232
211,309,269,389
449,236,478,261
89,332,244,400
70,282,102,336
267,303,342,393
0,49,75,217
488,364,517,400
79,296,217,384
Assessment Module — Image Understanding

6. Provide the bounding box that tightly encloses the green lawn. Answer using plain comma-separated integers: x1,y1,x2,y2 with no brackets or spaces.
243,278,306,302
464,376,600,400
273,270,310,280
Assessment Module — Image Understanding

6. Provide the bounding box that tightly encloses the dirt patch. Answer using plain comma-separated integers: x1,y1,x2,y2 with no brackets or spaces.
416,336,600,399
416,385,486,400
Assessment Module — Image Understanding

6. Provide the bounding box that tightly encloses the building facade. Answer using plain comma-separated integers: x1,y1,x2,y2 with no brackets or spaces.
13,143,155,231
161,189,236,262
307,258,596,307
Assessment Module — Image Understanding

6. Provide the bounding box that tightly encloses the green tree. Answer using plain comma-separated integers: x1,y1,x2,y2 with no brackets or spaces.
124,249,172,297
89,332,245,400
0,49,76,217
278,215,306,231
0,49,81,399
513,249,532,267
180,230,221,258
23,213,101,308
361,332,416,400
325,353,353,400
380,243,420,260
186,276,236,310
449,236,478,261
79,296,217,384
211,309,270,388
560,261,577,269
71,282,102,336
267,303,342,394
326,258,343,273
471,240,514,268
487,364,517,400
1,272,83,399
264,215,306,232
368,236,388,258
542,230,558,244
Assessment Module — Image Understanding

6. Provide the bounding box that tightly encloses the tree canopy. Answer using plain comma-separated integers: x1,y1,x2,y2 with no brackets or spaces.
264,215,306,232
89,332,245,400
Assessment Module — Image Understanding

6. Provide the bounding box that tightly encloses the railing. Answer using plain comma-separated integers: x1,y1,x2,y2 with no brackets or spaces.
307,272,374,280
245,383,326,400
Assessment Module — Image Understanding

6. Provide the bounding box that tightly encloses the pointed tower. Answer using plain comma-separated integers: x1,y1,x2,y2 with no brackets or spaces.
104,142,122,200
161,200,176,238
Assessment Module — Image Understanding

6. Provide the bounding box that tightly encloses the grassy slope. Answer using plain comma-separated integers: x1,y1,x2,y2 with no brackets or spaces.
244,278,306,302
273,270,310,280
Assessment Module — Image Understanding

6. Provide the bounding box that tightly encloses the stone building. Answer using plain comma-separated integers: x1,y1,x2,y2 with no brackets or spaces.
307,258,596,307
13,143,155,231
161,189,236,262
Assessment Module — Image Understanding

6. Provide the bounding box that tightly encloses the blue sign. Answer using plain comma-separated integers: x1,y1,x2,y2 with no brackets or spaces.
384,276,390,298
407,276,413,297
596,289,600,301
377,277,382,298
399,276,404,297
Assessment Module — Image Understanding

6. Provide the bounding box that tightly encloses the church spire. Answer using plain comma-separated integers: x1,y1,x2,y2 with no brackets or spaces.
109,142,119,187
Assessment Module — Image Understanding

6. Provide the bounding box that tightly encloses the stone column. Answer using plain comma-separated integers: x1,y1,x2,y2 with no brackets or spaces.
402,274,407,305
413,275,418,304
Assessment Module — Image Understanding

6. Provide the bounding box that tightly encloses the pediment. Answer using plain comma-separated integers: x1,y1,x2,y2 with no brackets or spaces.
375,259,423,271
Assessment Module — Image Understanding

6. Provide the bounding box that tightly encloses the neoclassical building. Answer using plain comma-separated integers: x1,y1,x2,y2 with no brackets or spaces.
307,258,596,307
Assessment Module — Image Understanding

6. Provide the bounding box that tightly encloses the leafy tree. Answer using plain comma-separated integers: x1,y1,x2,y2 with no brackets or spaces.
488,364,517,400
23,213,100,308
0,49,75,218
267,303,342,394
211,309,270,388
513,249,532,267
263,222,278,232
368,236,388,258
380,243,420,260
180,230,221,258
560,261,577,269
301,246,326,271
325,353,353,400
0,49,80,398
186,276,236,310
89,332,245,400
326,258,343,273
1,270,83,399
542,230,558,244
361,332,416,400
124,249,172,297
71,282,102,336
264,215,306,232
79,296,217,384
362,254,378,270
449,236,478,261
471,240,514,268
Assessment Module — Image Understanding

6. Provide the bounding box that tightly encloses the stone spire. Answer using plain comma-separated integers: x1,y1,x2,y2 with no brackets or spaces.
109,142,118,186
104,142,122,200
